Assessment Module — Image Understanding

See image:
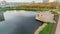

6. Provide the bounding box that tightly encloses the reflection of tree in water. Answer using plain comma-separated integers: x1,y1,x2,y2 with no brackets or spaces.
0,12,5,21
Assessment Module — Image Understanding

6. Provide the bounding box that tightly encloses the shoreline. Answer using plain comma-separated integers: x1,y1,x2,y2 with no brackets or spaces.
34,23,47,34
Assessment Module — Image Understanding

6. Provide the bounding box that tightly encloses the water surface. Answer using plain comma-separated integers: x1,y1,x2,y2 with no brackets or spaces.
0,10,42,34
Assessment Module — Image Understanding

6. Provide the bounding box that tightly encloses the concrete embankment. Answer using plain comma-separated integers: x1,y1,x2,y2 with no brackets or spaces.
34,10,59,34
34,23,47,34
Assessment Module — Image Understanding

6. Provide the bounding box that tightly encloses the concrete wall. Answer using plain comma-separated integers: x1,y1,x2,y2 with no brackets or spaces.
36,11,55,23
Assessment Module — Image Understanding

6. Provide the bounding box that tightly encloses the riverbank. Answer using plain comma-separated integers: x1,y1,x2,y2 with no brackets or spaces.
39,14,58,34
35,10,59,34
39,23,55,34
34,23,47,34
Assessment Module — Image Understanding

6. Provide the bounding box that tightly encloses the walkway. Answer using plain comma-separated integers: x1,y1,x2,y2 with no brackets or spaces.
54,14,60,34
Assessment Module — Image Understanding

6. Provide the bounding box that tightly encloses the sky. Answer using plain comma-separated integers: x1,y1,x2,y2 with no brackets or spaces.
0,0,56,2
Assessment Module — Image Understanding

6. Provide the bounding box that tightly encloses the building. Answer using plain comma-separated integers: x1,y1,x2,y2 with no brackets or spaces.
57,0,60,3
0,0,22,8
0,0,7,8
43,0,49,3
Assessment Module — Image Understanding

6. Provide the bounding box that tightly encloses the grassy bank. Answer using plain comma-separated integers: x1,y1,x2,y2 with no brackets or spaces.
39,14,58,34
0,7,55,11
39,23,55,34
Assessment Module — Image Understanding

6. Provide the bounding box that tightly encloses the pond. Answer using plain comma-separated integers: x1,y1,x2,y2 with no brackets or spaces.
0,10,42,34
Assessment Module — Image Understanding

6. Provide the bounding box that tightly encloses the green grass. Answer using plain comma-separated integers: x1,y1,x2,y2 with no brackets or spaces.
55,8,60,12
0,7,55,11
39,23,55,34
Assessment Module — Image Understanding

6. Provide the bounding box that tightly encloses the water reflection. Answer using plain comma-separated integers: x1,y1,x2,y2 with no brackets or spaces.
0,10,42,34
0,12,4,21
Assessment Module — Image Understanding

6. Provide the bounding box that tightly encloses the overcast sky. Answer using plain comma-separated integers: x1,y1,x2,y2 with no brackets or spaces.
0,0,56,2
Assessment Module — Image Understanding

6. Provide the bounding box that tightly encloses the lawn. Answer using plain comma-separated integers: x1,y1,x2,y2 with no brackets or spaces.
39,23,55,34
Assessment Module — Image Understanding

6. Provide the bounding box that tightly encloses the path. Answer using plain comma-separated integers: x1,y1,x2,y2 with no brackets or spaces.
54,14,60,34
